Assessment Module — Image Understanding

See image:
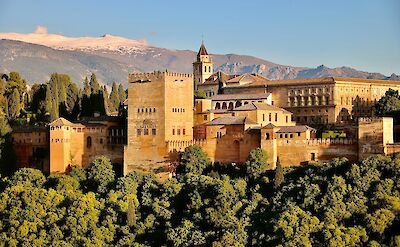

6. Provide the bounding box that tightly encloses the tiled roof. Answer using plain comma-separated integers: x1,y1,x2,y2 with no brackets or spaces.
225,73,269,84
225,77,400,88
49,117,76,127
205,116,257,126
203,71,237,85
198,43,208,56
272,125,315,133
233,102,292,114
211,93,271,101
199,109,231,114
262,123,315,133
12,125,48,133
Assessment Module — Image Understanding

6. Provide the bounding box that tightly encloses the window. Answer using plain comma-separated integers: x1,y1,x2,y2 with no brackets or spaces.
297,132,301,137
144,129,149,135
311,153,316,161
87,136,92,148
263,114,265,121
183,129,186,135
265,133,270,140
100,138,103,144
204,115,208,120
286,116,288,123
275,113,278,121
153,108,156,112
280,134,283,138
290,134,293,138
137,129,141,136
172,129,175,135
177,129,181,135
269,113,272,121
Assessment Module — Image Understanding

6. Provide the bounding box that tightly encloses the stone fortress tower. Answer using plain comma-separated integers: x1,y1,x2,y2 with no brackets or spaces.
193,41,213,87
123,71,194,175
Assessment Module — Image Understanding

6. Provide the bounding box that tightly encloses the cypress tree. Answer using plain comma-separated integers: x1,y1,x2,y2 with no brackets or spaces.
127,197,136,227
90,73,100,94
83,77,91,96
109,82,120,112
45,84,52,115
102,85,110,115
118,84,126,102
8,89,21,118
50,99,59,121
274,157,284,188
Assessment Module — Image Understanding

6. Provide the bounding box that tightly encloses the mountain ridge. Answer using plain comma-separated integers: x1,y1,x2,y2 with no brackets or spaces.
0,29,398,86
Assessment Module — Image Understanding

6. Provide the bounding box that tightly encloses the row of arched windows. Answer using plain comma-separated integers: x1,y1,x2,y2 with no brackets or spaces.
172,108,185,113
172,128,186,136
138,108,156,113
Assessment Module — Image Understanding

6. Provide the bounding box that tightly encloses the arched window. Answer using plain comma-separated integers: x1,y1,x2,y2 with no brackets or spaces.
235,101,242,108
87,136,92,148
265,133,270,140
222,102,227,109
228,102,234,110
215,102,221,109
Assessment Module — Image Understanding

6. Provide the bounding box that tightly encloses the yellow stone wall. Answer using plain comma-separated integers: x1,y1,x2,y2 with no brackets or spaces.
124,72,193,174
49,122,124,173
223,79,400,125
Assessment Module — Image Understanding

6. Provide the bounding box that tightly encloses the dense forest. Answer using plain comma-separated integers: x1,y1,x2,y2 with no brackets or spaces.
0,146,399,246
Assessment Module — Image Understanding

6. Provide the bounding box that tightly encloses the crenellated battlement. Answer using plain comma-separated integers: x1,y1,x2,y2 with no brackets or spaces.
166,139,208,151
264,138,357,146
358,117,390,123
129,71,192,83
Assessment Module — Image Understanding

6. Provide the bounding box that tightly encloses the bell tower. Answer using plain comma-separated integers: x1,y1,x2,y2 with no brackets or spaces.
193,41,213,87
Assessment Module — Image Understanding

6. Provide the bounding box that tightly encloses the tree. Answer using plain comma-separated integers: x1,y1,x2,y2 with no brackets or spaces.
194,89,207,99
178,145,210,175
246,148,268,179
8,89,21,118
86,156,115,194
83,76,91,96
50,99,59,121
127,196,137,227
274,157,284,188
45,84,52,116
118,84,126,103
89,73,100,94
8,168,46,187
375,89,400,115
109,82,120,112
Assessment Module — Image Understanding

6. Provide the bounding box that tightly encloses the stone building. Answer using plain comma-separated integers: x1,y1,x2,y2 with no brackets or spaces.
195,42,400,126
222,77,400,125
123,71,193,175
193,42,213,87
49,116,124,174
11,43,400,175
12,126,49,172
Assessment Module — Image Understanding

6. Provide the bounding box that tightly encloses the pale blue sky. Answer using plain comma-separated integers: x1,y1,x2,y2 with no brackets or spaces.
0,0,399,75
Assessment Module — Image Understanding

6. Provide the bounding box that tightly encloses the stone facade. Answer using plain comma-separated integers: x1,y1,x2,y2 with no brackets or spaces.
124,71,193,175
222,77,400,125
193,42,213,87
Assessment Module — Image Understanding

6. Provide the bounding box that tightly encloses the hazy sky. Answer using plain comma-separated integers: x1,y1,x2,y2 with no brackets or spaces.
0,0,399,75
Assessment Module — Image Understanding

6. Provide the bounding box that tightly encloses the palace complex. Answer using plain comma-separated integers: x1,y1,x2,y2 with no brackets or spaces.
12,43,400,175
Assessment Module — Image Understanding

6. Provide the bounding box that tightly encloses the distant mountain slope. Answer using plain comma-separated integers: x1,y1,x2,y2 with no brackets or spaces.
0,30,398,86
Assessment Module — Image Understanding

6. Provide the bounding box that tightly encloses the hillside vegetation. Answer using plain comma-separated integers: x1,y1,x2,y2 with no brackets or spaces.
0,146,399,246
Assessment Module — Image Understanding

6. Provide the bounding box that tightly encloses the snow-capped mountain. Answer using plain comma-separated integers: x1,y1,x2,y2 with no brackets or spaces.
0,26,148,54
